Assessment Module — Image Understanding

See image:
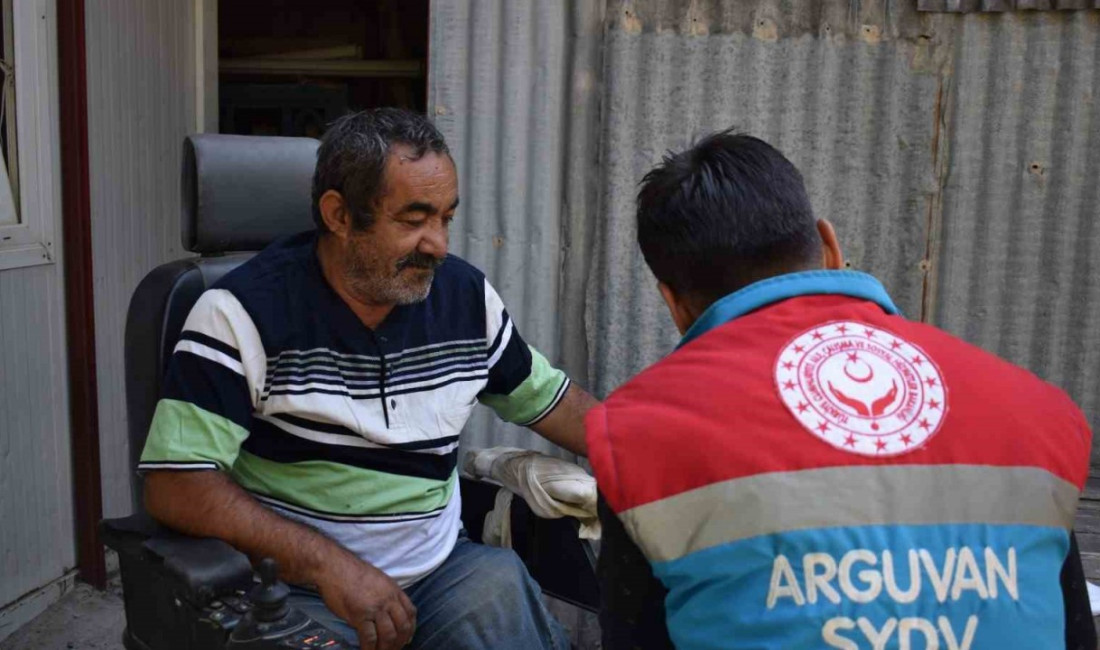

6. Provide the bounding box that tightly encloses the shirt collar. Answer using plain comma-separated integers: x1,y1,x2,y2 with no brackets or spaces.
678,270,901,348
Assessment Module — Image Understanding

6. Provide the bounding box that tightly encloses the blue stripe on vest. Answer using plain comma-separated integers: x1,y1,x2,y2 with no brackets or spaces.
651,523,1068,650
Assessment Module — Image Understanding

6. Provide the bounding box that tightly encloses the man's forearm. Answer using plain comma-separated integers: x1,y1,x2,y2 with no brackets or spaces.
143,470,352,586
529,383,599,456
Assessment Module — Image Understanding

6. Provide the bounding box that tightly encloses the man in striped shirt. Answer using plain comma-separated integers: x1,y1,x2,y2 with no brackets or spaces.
140,108,597,650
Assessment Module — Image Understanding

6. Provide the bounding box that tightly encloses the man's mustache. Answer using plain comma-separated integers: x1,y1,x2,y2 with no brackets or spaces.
395,253,444,273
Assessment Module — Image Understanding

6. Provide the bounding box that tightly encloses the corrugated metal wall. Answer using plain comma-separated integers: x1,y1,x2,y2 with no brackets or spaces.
85,0,197,518
931,10,1100,465
430,0,1100,464
430,0,601,460
0,264,74,614
919,0,1100,11
589,1,946,395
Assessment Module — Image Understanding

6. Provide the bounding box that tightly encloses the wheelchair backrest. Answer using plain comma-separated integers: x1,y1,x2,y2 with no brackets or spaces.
124,134,318,512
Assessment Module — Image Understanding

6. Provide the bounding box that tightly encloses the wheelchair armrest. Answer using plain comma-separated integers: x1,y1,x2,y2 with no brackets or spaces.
101,514,254,606
459,477,599,612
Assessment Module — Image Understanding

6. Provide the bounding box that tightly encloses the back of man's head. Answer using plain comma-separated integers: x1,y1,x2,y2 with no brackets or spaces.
312,107,450,231
636,130,821,309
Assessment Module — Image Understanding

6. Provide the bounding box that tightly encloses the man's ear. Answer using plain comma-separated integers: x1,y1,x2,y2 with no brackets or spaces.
658,282,695,336
817,219,845,270
319,190,352,238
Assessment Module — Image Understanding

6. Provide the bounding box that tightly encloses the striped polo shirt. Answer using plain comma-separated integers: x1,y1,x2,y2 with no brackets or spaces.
140,231,569,586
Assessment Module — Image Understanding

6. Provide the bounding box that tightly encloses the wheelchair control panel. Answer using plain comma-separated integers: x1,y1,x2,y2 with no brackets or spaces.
210,559,348,650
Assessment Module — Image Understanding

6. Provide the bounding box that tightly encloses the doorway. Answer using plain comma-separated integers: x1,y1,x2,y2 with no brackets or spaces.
215,0,429,138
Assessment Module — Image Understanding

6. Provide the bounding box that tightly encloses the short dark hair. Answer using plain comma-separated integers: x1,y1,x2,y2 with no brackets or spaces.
636,130,821,305
311,108,450,231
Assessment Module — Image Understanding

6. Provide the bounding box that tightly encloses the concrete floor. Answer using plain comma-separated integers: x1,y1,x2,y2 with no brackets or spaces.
0,579,125,650
8,579,1091,649
0,579,598,650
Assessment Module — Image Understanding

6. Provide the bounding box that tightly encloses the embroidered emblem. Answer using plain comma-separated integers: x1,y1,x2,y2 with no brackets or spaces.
774,321,947,456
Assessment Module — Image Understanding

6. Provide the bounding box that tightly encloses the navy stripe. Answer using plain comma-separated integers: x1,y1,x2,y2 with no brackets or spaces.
265,349,485,378
483,329,532,396
163,351,252,430
242,418,457,481
270,507,444,525
265,353,485,381
387,435,460,451
252,492,449,522
486,312,511,361
266,368,351,384
521,377,570,427
392,349,486,369
271,412,360,435
265,364,357,378
179,330,242,361
270,414,460,451
263,373,487,401
264,362,486,392
268,340,484,366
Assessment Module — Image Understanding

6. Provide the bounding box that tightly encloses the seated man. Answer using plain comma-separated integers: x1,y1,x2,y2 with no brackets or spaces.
139,108,596,650
585,131,1096,649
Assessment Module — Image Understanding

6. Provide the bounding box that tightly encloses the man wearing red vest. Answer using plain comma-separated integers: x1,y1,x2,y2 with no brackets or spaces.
586,130,1096,649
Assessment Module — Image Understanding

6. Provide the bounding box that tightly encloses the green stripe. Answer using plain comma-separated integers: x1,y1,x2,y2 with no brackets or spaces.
140,399,249,470
479,345,567,424
230,450,456,516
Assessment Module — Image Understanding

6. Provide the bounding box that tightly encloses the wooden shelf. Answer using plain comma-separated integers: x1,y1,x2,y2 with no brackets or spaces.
219,58,423,79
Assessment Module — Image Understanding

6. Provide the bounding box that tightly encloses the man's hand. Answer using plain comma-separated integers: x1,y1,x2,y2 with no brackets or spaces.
144,471,417,647
316,552,417,650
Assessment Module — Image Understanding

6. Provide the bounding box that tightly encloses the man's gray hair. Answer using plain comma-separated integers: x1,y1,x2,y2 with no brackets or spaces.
311,108,450,231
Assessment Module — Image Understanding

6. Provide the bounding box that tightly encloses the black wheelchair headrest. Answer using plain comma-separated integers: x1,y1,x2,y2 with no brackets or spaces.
182,134,319,254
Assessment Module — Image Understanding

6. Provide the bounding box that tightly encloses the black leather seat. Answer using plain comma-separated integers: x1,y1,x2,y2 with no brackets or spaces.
101,133,596,650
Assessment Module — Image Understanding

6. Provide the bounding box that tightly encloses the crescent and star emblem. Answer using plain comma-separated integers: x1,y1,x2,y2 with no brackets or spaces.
774,321,947,457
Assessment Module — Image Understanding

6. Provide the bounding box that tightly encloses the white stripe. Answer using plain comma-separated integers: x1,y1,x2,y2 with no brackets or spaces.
265,368,488,398
391,353,485,375
138,461,219,471
270,339,486,367
183,290,268,397
266,352,486,380
484,278,506,335
269,360,485,387
257,414,386,449
263,379,349,395
518,377,571,426
389,360,486,384
487,319,514,370
174,339,246,376
255,414,460,456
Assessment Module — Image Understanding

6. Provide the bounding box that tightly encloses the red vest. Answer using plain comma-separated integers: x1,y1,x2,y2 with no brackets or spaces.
587,275,1089,650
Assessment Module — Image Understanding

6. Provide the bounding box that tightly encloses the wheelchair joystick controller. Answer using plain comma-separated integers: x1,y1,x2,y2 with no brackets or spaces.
252,559,291,622
226,559,348,649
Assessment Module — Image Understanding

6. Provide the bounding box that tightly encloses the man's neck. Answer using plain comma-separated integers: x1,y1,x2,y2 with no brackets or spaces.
316,234,394,330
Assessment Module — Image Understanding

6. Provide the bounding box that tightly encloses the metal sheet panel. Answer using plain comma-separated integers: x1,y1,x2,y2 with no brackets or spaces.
588,1,944,397
431,1,1100,472
85,0,197,517
430,0,603,460
0,264,75,610
931,10,1100,465
919,0,1100,12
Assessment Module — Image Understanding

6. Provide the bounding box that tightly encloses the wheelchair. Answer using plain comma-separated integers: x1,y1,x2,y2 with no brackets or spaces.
99,134,598,650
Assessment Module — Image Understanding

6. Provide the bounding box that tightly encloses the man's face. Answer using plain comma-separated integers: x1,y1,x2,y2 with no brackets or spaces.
343,145,459,306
